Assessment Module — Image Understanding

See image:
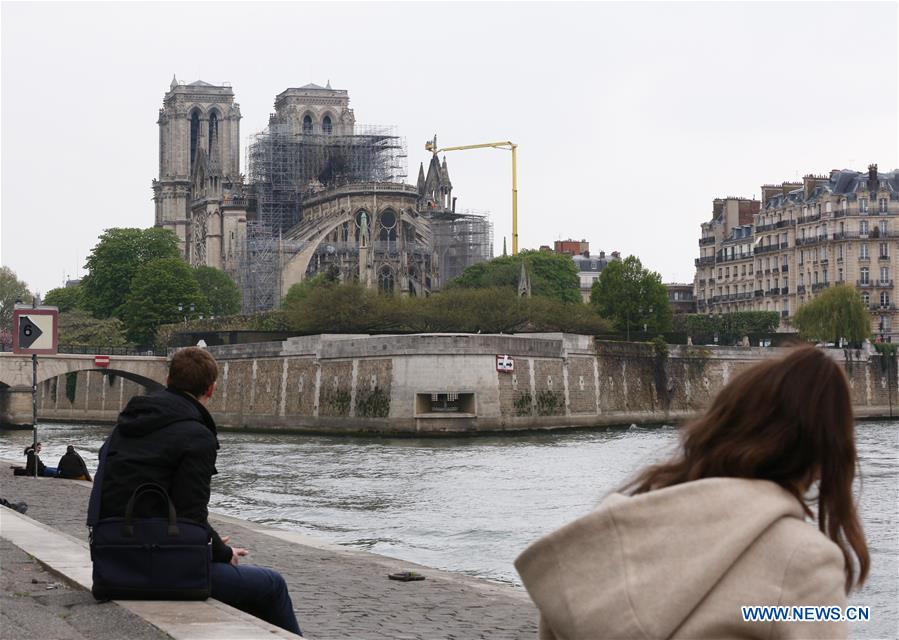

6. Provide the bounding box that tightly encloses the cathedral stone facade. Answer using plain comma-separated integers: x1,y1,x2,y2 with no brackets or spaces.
153,79,491,310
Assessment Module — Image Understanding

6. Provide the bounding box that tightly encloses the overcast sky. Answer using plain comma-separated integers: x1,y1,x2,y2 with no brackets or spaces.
2,1,897,296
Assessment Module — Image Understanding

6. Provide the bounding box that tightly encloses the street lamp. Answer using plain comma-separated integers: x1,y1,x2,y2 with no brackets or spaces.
177,303,195,325
425,135,519,255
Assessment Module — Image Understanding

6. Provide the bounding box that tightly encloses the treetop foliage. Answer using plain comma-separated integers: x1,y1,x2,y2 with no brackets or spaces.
281,283,610,336
672,311,780,343
43,285,85,313
0,266,32,329
791,284,870,345
81,227,181,319
590,256,672,334
192,265,241,316
120,257,208,344
451,250,581,303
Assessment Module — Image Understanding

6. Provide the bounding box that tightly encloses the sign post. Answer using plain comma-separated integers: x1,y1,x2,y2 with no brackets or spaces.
12,305,59,478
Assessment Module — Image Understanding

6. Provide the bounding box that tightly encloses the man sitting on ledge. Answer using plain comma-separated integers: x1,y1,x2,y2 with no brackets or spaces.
91,347,302,635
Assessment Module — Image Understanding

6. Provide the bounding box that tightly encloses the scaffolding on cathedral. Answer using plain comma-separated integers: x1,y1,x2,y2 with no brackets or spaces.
239,123,409,312
429,209,494,286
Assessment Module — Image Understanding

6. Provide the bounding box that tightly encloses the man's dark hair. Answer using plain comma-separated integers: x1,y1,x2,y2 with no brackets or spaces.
168,348,218,397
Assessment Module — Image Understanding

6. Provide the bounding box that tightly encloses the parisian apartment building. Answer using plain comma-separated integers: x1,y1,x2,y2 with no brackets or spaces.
695,164,899,340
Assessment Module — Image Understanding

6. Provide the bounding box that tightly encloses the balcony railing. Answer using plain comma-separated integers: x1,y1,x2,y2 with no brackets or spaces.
795,236,827,247
695,257,716,267
781,287,790,295
797,285,807,294
877,280,894,289
699,236,716,246
754,244,781,255
767,288,780,295
812,282,831,292
858,280,873,288
716,252,753,263
871,304,897,311
797,213,822,224
879,254,891,261
754,289,764,297
781,310,789,318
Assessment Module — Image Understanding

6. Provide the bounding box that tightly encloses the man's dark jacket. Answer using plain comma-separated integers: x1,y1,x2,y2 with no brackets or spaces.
93,388,232,563
58,450,92,480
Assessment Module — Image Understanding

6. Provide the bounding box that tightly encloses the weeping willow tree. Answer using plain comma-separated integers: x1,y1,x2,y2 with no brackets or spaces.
791,284,871,345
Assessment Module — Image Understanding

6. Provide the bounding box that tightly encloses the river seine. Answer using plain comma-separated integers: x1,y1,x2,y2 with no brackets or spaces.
2,422,896,639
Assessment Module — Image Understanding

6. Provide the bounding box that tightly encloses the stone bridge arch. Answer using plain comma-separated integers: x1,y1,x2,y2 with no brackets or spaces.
0,354,168,426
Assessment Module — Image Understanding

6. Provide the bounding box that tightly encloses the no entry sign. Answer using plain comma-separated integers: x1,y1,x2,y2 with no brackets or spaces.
94,355,111,368
12,307,59,355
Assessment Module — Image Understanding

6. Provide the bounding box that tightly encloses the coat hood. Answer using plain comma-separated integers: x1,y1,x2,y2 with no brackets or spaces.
515,478,806,640
117,388,218,446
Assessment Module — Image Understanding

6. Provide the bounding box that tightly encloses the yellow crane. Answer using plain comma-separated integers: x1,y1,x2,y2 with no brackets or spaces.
425,136,519,255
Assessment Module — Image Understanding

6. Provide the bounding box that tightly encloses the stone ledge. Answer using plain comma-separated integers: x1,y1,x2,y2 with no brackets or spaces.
0,507,304,639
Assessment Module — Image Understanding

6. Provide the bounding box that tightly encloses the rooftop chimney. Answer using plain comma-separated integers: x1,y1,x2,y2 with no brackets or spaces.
868,164,878,192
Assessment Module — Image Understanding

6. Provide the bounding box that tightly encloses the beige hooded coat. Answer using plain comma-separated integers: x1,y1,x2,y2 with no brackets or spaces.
515,478,848,639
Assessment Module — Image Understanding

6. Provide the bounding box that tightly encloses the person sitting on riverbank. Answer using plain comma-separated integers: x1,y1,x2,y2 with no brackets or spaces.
516,345,869,639
57,445,92,481
24,442,58,477
89,347,302,636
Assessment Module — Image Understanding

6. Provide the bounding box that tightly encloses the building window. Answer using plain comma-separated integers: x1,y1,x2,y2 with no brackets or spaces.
838,245,844,259
880,243,889,258
838,268,843,282
860,198,869,213
323,115,332,135
861,267,870,284
881,292,890,307
826,202,832,213
813,272,818,285
863,292,870,306
303,115,313,134
841,199,848,212
881,266,889,282
860,244,869,259
189,110,200,169
860,220,869,235
880,198,889,213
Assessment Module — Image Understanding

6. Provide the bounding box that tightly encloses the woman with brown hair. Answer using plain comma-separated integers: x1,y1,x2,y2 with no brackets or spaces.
516,345,869,639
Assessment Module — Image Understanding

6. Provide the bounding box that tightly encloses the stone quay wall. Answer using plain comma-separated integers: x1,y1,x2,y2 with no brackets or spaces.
32,333,899,434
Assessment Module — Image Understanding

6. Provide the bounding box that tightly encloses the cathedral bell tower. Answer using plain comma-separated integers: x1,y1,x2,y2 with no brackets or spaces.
153,76,242,265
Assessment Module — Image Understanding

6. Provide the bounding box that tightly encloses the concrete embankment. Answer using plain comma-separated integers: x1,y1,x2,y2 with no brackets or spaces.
29,333,899,434
0,468,537,640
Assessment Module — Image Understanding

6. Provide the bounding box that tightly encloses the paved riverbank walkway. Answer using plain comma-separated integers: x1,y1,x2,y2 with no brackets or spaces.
1,470,538,640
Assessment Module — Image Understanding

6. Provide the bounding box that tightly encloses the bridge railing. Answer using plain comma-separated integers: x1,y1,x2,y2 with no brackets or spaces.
0,344,166,357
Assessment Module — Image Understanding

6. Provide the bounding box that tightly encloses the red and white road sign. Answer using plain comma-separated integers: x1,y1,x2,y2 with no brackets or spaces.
496,354,514,373
94,355,110,368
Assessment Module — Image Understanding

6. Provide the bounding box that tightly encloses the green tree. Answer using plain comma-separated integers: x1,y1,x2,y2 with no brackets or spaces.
590,256,672,338
81,228,180,319
43,285,84,313
452,250,581,303
121,258,208,345
282,266,341,310
791,284,870,345
192,266,241,316
58,310,131,347
672,311,780,344
0,266,33,329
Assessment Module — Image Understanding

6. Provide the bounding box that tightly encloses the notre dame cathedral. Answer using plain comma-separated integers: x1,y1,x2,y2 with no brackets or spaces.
153,77,492,312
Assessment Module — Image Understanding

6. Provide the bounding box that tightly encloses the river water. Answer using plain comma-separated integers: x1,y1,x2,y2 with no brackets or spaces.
2,422,896,639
